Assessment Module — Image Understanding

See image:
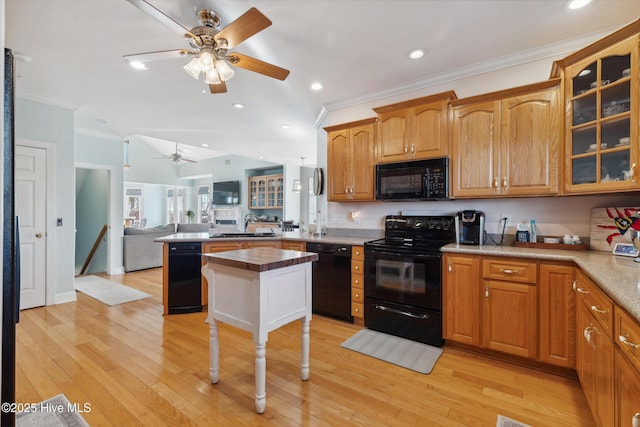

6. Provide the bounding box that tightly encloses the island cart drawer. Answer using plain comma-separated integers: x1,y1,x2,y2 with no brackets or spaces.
574,270,613,338
615,306,640,370
482,258,537,283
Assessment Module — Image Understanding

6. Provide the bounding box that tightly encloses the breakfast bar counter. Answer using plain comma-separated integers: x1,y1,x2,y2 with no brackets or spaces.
201,247,318,413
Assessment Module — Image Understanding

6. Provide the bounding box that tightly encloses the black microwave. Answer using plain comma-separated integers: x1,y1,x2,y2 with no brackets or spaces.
375,157,449,201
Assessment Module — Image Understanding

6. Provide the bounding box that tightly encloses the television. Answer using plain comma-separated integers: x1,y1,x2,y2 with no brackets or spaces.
212,180,240,205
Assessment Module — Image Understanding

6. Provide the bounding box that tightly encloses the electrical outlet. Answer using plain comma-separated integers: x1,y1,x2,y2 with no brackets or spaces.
498,213,512,229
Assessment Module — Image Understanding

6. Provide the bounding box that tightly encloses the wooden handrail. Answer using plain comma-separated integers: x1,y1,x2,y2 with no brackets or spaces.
79,224,108,275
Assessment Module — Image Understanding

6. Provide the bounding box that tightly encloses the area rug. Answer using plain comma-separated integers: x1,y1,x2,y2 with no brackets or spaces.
74,275,151,306
496,414,532,427
341,328,443,374
16,393,90,427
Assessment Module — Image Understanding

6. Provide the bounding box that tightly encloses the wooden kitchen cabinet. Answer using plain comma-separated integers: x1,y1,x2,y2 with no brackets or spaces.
372,91,456,163
325,118,376,201
481,258,537,358
538,263,576,368
614,306,640,427
351,246,364,321
443,254,481,346
575,270,614,427
248,174,283,209
550,21,640,194
281,240,306,251
450,80,561,198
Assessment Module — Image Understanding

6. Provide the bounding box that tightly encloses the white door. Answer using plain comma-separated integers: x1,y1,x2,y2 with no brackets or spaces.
15,145,47,309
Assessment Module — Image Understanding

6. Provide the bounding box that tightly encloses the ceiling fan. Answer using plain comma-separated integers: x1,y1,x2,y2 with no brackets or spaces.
155,142,197,164
124,0,290,94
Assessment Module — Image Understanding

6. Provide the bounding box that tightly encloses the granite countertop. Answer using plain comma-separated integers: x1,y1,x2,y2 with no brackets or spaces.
442,243,640,322
154,231,377,246
203,247,318,272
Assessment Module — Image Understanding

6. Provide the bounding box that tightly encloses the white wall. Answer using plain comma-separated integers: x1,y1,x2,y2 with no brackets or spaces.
317,54,640,239
15,98,75,301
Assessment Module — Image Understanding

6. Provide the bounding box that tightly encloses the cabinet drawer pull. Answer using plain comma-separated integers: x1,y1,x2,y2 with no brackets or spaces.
573,283,589,294
634,412,640,427
619,335,640,349
499,268,517,274
590,305,607,314
448,264,453,272
502,177,508,188
584,325,595,346
485,286,489,299
410,144,415,154
404,145,409,154
493,177,499,190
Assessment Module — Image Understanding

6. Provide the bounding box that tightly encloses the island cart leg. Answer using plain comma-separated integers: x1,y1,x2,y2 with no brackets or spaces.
209,320,219,384
255,341,267,413
301,318,310,380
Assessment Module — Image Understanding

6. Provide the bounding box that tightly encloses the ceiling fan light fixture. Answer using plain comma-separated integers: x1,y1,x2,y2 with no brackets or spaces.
216,60,235,81
205,68,221,84
184,56,203,79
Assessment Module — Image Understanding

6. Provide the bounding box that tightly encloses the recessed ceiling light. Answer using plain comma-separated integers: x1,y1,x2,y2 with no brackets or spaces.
233,103,245,109
128,60,148,70
310,82,323,91
407,48,426,60
201,143,209,147
567,0,591,9
281,124,291,129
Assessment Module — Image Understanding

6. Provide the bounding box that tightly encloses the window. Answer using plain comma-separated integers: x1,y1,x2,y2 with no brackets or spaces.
198,185,210,224
167,187,185,224
125,187,143,227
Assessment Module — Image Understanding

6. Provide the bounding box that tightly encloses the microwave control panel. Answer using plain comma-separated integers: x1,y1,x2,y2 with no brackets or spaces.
426,166,448,199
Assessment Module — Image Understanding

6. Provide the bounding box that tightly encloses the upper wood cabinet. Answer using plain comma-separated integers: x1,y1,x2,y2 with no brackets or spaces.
550,21,640,194
325,118,377,201
373,91,457,163
248,174,283,209
450,80,561,198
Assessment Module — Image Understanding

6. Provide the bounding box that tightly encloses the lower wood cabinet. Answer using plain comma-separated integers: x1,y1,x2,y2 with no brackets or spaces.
281,240,306,251
443,255,481,346
575,271,614,427
614,306,640,427
351,246,364,321
482,278,537,358
444,254,575,365
539,264,576,368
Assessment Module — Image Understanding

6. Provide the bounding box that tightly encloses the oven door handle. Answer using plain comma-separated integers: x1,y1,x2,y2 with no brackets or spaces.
365,249,441,260
374,304,430,320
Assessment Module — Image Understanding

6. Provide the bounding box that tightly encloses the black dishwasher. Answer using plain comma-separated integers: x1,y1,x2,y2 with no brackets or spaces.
168,242,202,314
306,242,353,323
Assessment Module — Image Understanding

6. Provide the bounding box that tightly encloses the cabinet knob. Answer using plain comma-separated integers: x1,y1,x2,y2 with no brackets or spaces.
355,293,360,298
633,413,640,427
355,279,359,285
354,308,360,313
354,265,359,270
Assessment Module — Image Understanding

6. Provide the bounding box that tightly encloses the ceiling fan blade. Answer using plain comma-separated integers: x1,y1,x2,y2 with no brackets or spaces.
181,158,198,163
209,81,228,94
214,8,272,49
230,53,290,81
124,49,190,63
126,0,195,39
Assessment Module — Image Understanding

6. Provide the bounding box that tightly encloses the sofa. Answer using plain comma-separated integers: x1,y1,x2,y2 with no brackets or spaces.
123,224,176,272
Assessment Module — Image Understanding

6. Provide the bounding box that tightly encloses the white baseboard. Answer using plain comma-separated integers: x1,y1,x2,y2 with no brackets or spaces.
54,291,78,305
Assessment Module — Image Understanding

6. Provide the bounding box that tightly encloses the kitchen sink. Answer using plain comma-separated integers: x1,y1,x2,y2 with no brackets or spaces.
209,232,276,238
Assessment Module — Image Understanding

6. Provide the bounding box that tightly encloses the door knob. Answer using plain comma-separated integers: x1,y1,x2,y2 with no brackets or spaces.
35,233,43,238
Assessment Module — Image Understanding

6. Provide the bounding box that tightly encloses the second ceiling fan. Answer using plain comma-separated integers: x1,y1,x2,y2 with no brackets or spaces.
124,0,290,94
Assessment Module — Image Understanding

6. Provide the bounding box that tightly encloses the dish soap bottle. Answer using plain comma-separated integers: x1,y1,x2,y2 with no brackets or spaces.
529,220,537,243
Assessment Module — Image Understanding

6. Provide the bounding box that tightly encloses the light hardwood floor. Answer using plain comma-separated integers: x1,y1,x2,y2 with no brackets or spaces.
16,268,594,426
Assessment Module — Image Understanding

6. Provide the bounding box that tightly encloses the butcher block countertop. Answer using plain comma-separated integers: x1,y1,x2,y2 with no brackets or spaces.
203,247,318,272
442,243,640,322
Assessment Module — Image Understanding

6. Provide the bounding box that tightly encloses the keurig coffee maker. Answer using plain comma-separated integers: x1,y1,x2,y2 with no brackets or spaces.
455,210,485,245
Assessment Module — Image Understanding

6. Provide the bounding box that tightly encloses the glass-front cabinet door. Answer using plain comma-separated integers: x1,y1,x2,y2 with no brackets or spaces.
565,36,638,192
